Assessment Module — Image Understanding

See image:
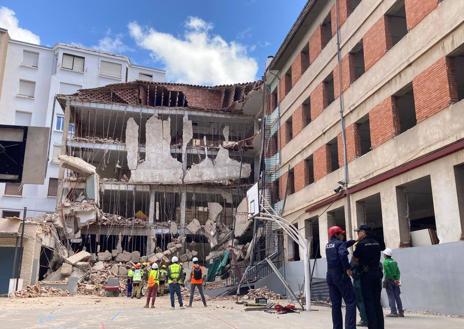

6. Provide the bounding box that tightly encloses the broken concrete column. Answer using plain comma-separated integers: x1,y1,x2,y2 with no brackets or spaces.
180,191,187,235
234,197,252,237
126,117,139,170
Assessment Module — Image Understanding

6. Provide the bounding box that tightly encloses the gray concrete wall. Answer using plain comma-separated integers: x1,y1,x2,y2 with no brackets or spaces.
257,242,464,315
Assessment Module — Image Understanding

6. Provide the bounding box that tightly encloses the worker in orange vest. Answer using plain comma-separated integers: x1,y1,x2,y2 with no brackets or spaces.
187,257,207,307
144,263,160,308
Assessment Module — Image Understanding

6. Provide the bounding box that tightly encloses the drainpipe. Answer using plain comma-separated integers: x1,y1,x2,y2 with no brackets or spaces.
334,0,353,239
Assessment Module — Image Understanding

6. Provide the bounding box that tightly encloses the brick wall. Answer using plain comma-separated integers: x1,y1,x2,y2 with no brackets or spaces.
279,120,288,149
279,172,288,200
279,76,286,103
363,16,391,70
294,160,307,192
292,52,303,86
310,83,326,120
369,97,399,148
337,124,358,166
314,144,330,181
405,0,439,30
292,105,305,136
309,26,323,64
333,55,353,98
331,0,350,34
413,57,457,123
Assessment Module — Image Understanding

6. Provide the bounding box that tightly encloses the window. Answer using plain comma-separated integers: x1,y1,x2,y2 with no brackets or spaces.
4,183,22,196
305,156,315,185
22,50,39,68
321,14,332,48
348,0,362,14
269,134,278,156
288,169,295,195
100,60,122,78
15,111,32,125
301,44,310,74
138,72,153,81
350,41,365,81
356,116,372,156
448,46,464,101
328,138,339,172
323,73,335,107
285,117,293,143
18,79,35,98
386,0,408,48
48,178,58,197
2,210,20,218
271,89,278,111
284,68,292,95
303,97,311,126
55,115,64,131
393,84,416,133
62,53,85,72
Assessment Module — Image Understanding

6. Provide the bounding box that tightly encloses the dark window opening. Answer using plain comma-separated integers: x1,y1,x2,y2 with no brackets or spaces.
48,178,58,197
348,0,362,14
290,223,300,261
285,117,293,143
324,73,335,107
305,217,321,259
301,44,310,73
393,84,416,134
350,41,365,81
288,168,295,195
2,210,20,218
454,164,464,239
356,194,386,250
321,14,332,48
305,156,315,185
271,89,278,111
356,115,371,156
271,179,280,203
303,97,311,126
269,134,278,156
285,68,292,95
448,46,464,101
386,0,408,48
327,207,346,232
328,138,339,172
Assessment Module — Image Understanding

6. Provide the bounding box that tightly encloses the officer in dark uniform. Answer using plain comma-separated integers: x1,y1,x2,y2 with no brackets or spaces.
353,224,384,329
326,226,356,329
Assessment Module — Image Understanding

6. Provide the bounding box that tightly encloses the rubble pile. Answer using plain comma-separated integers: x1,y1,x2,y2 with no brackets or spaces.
71,136,122,144
99,212,147,226
14,283,70,298
244,287,282,301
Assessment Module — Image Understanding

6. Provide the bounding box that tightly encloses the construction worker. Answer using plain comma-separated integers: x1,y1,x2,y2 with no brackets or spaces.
132,263,144,299
158,264,168,296
351,244,369,327
353,225,384,329
187,257,207,307
325,226,356,329
145,263,160,308
382,248,404,318
167,256,184,308
127,265,134,298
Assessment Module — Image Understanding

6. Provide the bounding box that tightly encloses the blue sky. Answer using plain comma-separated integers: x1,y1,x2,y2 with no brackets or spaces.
0,0,307,85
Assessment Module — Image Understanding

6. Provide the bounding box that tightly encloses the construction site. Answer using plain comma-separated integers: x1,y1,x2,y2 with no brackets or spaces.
1,0,464,328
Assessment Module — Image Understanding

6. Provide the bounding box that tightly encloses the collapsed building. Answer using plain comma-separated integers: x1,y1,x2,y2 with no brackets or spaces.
50,80,263,274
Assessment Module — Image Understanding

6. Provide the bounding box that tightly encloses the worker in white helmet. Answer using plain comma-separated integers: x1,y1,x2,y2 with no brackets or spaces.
187,257,207,307
382,248,404,317
144,263,160,308
167,256,184,308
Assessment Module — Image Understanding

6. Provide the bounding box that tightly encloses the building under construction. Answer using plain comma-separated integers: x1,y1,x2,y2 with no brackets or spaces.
54,80,263,264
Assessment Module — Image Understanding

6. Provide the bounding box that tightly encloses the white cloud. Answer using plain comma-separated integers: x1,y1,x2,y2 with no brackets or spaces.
128,17,258,85
94,31,132,54
0,7,40,44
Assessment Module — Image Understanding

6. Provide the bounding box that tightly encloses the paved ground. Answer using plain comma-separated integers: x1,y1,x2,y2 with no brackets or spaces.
0,295,462,329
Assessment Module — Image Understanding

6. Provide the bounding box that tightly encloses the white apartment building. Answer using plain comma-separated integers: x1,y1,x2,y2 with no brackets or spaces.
0,28,165,218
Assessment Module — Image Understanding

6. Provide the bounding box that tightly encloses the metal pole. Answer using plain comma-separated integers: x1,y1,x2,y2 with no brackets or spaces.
302,241,311,311
15,207,27,292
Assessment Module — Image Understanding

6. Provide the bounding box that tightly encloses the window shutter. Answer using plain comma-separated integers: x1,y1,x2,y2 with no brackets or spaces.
19,80,35,97
100,61,122,78
62,54,74,70
22,51,39,67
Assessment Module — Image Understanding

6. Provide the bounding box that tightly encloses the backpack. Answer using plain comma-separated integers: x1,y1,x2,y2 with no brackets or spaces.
193,266,202,280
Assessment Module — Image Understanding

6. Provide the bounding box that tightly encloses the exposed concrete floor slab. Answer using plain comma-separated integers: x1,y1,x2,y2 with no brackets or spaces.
0,296,462,329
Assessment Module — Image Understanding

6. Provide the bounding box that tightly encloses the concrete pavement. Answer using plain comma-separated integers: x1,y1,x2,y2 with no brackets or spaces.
0,296,462,329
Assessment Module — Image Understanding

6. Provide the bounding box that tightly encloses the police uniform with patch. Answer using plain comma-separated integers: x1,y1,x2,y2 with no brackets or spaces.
326,227,356,329
353,225,384,329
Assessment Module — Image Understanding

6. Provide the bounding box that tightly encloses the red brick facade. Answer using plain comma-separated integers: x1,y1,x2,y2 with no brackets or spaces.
369,97,399,148
413,57,457,123
314,145,330,181
292,53,303,86
333,55,354,98
279,172,288,200
363,16,391,70
292,106,305,137
310,83,326,120
309,26,323,64
331,0,350,34
405,0,439,30
294,160,307,192
337,124,358,166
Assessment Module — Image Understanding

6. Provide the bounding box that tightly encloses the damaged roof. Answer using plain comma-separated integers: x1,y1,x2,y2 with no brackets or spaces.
57,80,263,113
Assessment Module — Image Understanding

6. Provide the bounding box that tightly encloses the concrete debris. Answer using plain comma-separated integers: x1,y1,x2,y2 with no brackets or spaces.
97,250,112,262
115,251,132,263
60,263,73,277
130,251,141,262
13,283,70,298
186,218,201,234
66,250,91,266
170,221,178,235
208,202,223,223
58,155,96,176
244,287,282,301
234,197,252,237
92,261,105,271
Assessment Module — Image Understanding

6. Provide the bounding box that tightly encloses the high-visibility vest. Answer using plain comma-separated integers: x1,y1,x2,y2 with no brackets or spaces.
127,269,134,278
148,269,160,287
168,263,182,283
133,269,143,282
159,269,168,281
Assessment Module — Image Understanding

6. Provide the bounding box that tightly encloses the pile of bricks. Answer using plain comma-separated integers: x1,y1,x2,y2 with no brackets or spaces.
13,283,70,298
244,287,282,301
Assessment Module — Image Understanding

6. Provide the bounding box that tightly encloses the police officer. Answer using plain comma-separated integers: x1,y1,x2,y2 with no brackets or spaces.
352,225,384,329
326,226,356,329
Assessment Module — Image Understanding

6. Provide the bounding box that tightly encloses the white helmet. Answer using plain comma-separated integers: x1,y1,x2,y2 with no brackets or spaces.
151,263,159,269
171,256,179,263
192,257,199,263
382,248,393,257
